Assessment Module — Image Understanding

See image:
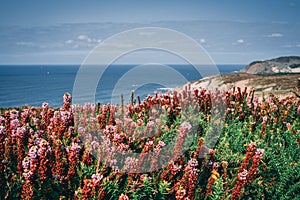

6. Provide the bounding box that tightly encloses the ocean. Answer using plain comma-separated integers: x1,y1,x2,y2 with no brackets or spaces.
0,64,244,108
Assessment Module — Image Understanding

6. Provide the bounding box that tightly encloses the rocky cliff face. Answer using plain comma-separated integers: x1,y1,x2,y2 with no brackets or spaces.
185,72,300,99
178,56,300,99
241,56,300,74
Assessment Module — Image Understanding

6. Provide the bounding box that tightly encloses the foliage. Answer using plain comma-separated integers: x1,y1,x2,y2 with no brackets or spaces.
0,87,299,199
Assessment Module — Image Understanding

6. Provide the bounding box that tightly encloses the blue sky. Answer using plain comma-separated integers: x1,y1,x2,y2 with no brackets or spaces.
0,0,299,64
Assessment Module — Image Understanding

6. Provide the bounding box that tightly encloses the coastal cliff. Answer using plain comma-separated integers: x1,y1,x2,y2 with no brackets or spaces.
241,56,300,74
186,56,300,98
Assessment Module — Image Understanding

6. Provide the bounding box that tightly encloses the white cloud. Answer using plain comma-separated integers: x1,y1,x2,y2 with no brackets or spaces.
65,39,73,44
237,39,244,43
268,33,283,37
87,38,98,43
77,35,89,40
77,35,100,43
296,44,300,47
200,38,206,44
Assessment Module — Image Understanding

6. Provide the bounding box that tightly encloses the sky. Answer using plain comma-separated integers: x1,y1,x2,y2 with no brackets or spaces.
0,0,299,64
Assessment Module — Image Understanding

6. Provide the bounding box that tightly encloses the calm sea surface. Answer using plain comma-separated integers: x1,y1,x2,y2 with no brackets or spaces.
0,64,244,107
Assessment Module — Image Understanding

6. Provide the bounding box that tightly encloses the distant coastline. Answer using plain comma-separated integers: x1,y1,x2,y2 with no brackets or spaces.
181,56,300,99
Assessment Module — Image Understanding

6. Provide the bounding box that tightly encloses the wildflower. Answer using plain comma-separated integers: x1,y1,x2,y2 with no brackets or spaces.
113,133,121,142
81,179,94,199
262,116,268,122
37,139,52,181
10,118,20,130
16,126,27,173
21,109,29,123
179,122,192,136
146,120,155,129
238,169,248,181
206,162,220,196
286,122,291,129
0,126,6,135
221,161,228,168
175,188,186,200
246,148,264,183
70,142,82,152
22,156,30,169
42,102,49,109
255,148,265,156
124,157,138,171
157,140,166,148
63,92,72,110
230,169,248,200
188,158,198,168
168,162,182,175
91,173,103,186
119,194,130,200
22,169,33,180
28,146,38,160
239,142,256,172
9,110,19,120
186,159,198,199
0,116,5,124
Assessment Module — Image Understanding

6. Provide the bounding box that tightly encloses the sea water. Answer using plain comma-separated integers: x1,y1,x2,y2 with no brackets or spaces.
0,64,244,107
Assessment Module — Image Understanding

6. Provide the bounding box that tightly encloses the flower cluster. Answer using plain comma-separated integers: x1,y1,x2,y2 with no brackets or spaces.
0,87,299,199
230,169,248,200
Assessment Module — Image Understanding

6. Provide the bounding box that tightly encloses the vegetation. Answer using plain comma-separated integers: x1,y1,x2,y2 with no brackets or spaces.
0,86,299,199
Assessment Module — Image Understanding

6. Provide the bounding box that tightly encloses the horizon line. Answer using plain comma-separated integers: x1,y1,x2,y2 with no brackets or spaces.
0,63,247,66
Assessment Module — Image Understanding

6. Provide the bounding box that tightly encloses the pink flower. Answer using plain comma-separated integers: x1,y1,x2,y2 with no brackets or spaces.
124,157,138,169
0,116,5,123
10,118,20,129
28,146,38,159
63,92,72,105
42,102,49,109
180,122,192,135
188,158,198,168
16,126,27,137
22,157,30,170
255,148,265,157
113,134,121,142
262,116,268,122
70,142,81,152
157,141,166,148
237,169,248,181
119,194,130,200
33,118,40,126
146,121,155,129
91,174,103,186
146,141,154,146
21,109,29,119
77,126,86,135
105,125,117,134
0,126,5,135
37,139,52,155
169,162,182,174
22,169,33,179
10,110,19,120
